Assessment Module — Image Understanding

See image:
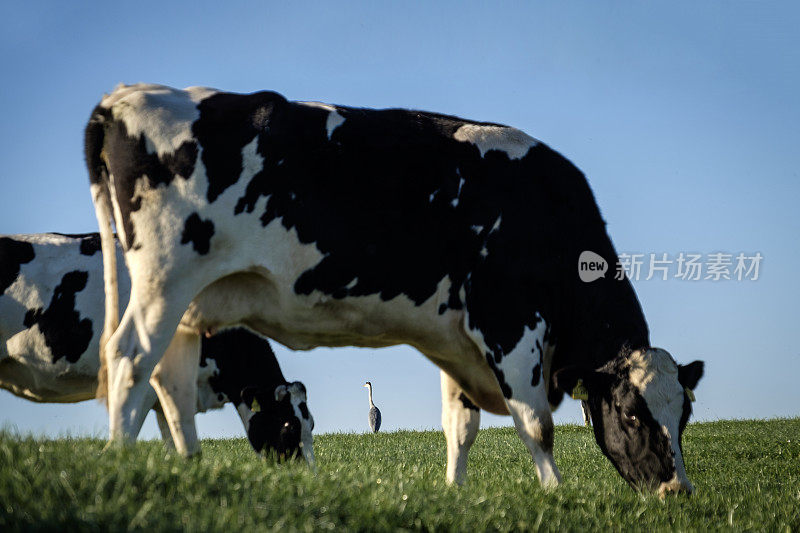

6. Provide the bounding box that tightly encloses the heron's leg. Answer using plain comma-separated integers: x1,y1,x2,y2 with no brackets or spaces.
441,370,480,485
485,322,561,488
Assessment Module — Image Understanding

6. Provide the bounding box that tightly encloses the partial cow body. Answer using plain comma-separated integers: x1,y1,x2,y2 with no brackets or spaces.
0,233,313,460
86,84,702,492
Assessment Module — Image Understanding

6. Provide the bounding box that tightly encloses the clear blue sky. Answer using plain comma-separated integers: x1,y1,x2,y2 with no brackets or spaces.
1,2,798,439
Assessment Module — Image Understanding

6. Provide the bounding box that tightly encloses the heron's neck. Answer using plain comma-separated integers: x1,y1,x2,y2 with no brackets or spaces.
367,385,375,407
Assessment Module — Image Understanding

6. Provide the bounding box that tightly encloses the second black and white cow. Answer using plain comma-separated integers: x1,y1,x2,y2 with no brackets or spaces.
86,84,703,493
0,233,314,461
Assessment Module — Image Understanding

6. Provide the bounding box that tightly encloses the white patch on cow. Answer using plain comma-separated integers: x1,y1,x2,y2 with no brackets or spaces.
451,173,465,208
195,358,225,412
239,137,264,186
429,189,438,202
470,225,483,234
297,101,346,139
627,348,693,492
104,84,213,159
491,216,502,232
453,124,537,160
484,318,561,487
345,277,359,289
480,247,488,257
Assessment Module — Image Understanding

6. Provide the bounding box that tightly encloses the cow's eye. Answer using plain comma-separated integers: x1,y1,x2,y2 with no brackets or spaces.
622,412,639,427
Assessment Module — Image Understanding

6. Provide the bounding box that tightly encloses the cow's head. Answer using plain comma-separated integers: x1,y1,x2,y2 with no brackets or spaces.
554,348,703,495
240,381,315,467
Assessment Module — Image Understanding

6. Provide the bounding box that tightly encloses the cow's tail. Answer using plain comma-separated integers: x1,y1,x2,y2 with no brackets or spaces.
85,105,118,401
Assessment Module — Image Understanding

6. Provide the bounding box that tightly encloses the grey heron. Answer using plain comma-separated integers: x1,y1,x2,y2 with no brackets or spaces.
364,381,382,433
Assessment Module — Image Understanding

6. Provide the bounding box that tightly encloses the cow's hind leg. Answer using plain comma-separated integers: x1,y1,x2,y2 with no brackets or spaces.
104,305,162,446
150,327,201,457
441,370,480,485
486,323,561,488
104,287,194,451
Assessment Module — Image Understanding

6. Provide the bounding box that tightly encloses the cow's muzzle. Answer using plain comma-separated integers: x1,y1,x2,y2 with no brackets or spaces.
658,475,694,497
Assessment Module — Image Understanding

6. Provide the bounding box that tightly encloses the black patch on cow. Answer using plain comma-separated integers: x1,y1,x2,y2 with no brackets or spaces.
51,233,117,257
180,213,215,255
94,109,198,250
458,392,479,411
23,271,93,364
540,419,555,453
0,237,35,295
201,327,286,406
193,91,287,203
531,363,541,387
51,233,102,256
438,303,447,315
79,234,101,256
298,401,310,420
485,352,512,399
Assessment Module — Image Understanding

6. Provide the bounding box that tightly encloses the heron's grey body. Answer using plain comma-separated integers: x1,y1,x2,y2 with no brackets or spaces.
369,406,382,433
364,381,382,433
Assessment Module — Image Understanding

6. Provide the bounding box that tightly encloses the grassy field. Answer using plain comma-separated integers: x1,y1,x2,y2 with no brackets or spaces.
1,419,798,531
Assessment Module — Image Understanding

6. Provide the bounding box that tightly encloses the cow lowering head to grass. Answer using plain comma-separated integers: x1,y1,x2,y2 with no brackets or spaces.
554,348,703,494
86,83,702,493
0,233,314,462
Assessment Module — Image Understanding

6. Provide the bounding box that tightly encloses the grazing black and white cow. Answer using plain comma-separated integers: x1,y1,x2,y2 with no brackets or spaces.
86,83,703,493
0,233,314,461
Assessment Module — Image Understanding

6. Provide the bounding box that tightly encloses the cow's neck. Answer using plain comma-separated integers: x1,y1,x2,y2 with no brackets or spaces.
555,256,650,373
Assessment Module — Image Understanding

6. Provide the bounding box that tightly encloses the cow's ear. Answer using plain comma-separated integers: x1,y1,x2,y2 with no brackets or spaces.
241,386,259,412
274,384,289,402
553,366,594,399
678,360,704,390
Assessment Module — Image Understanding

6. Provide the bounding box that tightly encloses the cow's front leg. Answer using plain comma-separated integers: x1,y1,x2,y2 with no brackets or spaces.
150,326,201,458
441,370,480,485
580,400,592,427
486,325,561,488
153,403,176,449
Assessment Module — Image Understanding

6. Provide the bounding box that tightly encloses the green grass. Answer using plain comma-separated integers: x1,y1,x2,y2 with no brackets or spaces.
1,419,798,531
